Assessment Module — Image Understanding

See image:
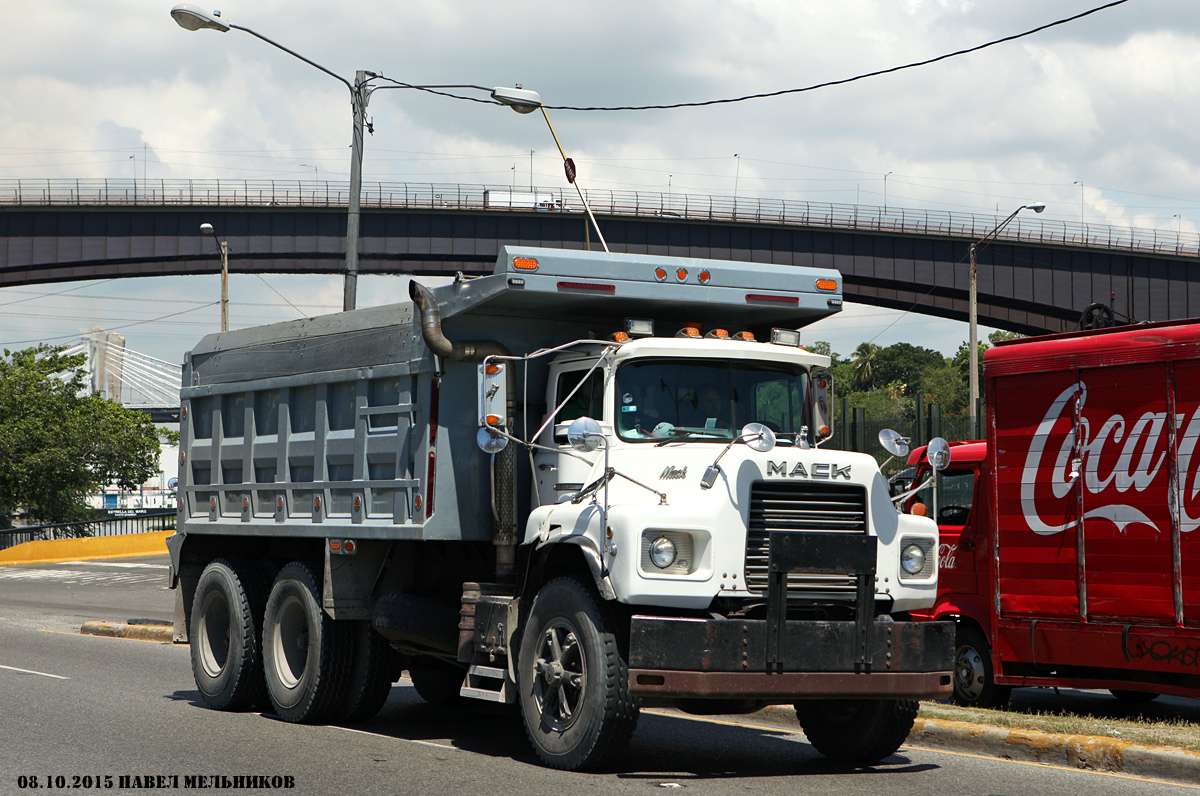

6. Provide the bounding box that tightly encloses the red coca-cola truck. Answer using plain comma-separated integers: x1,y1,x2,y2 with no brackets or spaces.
907,319,1200,707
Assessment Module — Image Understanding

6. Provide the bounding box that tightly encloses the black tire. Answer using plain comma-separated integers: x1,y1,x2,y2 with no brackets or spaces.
794,698,918,762
952,625,1011,708
1110,689,1160,703
336,621,395,721
518,577,639,771
189,558,268,711
409,660,465,705
262,561,350,723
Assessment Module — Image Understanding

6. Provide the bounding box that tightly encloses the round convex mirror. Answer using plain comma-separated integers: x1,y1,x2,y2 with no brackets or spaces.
476,426,508,453
878,428,909,458
740,422,776,453
927,437,952,471
566,416,604,453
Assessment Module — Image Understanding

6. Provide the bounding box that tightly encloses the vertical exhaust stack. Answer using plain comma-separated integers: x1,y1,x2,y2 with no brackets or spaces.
408,280,516,582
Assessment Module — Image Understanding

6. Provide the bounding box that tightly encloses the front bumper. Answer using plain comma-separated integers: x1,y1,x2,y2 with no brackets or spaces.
627,615,955,699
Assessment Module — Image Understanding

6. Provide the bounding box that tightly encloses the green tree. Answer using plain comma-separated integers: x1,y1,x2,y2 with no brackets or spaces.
850,343,881,390
0,345,162,524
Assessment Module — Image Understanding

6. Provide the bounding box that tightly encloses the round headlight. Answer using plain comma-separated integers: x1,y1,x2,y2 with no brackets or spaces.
901,543,926,575
649,536,678,569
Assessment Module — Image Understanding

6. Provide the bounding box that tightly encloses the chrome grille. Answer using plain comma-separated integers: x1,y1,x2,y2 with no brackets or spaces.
744,481,868,601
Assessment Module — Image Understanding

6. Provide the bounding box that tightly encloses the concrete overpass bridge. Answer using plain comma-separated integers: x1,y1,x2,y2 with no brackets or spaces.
2,178,1198,335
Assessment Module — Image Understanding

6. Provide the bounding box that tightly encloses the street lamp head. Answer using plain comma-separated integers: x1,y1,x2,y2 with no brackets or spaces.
170,4,231,32
491,86,542,114
200,222,215,235
1024,202,1047,213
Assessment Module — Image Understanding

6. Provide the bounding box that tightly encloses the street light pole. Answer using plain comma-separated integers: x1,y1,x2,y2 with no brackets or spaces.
172,5,517,311
200,222,229,332
491,86,610,252
968,202,1046,436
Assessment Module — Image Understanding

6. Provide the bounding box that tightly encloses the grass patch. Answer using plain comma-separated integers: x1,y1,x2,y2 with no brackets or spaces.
919,699,1200,754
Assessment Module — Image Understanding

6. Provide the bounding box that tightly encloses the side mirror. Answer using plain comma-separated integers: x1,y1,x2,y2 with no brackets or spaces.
811,371,833,443
879,428,910,458
927,437,952,471
566,416,604,453
740,422,777,453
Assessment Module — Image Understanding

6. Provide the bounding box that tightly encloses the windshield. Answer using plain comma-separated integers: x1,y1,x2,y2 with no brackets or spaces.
615,358,811,443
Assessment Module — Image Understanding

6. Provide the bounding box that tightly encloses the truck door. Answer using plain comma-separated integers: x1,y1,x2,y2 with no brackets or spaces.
1175,361,1200,627
534,366,605,506
935,467,981,598
1078,363,1175,624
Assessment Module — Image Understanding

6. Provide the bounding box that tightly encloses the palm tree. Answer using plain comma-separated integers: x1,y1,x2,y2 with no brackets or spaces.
850,343,880,391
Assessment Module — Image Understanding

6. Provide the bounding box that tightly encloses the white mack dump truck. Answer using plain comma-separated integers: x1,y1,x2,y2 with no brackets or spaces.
169,246,954,770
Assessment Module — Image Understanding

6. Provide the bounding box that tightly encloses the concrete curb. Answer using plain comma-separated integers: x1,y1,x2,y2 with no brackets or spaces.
755,705,1200,784
0,530,172,566
80,620,176,643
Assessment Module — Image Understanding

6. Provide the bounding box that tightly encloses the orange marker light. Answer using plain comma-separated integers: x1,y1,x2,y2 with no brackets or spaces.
734,331,755,341
485,364,501,375
677,323,701,338
330,540,342,551
675,268,689,282
486,414,502,425
698,270,711,284
706,328,730,339
654,267,668,282
816,279,838,291
611,331,630,342
513,257,539,270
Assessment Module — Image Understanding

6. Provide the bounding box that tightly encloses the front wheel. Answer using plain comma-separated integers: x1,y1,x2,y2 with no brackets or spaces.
518,577,638,771
794,698,918,762
952,625,1010,708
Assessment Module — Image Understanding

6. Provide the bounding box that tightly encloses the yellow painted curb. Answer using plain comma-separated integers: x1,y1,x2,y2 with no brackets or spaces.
80,620,175,643
0,530,173,566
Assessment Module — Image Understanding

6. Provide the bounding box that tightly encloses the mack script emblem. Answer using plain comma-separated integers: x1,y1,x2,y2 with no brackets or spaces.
767,461,852,480
660,465,688,480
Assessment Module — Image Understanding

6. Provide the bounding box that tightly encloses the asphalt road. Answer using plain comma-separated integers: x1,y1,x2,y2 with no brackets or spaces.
0,556,1194,795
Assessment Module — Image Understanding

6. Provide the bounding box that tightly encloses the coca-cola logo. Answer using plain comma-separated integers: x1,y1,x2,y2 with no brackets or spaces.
1021,382,1200,536
939,543,957,570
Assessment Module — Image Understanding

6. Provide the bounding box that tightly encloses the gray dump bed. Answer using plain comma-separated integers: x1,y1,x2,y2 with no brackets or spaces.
178,246,843,543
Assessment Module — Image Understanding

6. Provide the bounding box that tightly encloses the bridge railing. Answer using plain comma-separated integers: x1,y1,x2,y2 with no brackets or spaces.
0,178,1195,259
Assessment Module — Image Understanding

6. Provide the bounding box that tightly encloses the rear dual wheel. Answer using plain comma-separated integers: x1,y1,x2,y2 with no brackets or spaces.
189,558,268,711
262,562,351,723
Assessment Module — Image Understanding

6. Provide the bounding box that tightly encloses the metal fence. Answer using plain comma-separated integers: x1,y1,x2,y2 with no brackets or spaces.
0,178,1195,259
0,509,175,553
832,398,980,479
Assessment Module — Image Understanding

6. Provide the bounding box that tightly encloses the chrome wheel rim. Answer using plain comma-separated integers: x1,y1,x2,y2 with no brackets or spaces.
954,644,986,701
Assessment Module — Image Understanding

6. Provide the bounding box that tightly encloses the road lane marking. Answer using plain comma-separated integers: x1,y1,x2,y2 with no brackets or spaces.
0,567,164,585
0,664,69,679
327,724,460,751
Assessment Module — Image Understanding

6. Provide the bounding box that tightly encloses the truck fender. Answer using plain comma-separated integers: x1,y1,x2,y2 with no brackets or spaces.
934,600,992,643
165,530,186,589
532,536,617,601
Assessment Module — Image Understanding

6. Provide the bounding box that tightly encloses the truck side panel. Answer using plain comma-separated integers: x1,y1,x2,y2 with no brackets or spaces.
1177,360,1200,625
987,321,1200,689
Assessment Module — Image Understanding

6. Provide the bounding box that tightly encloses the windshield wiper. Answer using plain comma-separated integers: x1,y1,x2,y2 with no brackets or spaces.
654,428,729,446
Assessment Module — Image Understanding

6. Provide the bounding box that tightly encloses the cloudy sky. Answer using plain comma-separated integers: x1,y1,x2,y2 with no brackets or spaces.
1,0,1197,372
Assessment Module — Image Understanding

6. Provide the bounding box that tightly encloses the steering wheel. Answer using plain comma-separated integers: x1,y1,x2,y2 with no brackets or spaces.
938,505,970,525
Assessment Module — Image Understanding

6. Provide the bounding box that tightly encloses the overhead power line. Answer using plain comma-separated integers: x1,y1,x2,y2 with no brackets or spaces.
543,1,1131,111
